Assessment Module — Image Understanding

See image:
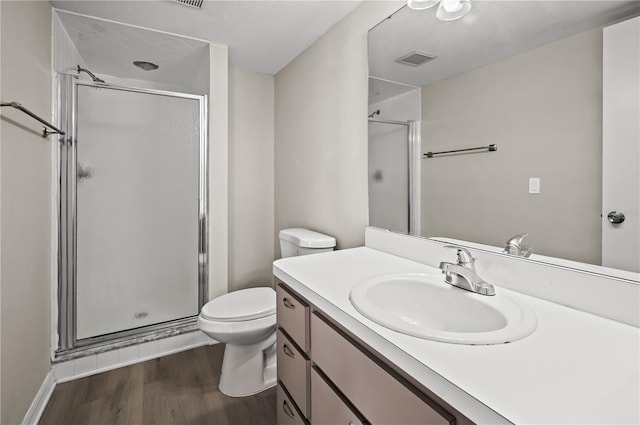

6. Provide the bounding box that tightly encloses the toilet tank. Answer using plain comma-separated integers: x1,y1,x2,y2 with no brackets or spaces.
279,228,336,258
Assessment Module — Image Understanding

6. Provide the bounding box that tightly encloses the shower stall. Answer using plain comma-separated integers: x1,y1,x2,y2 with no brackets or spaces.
56,74,208,354
368,118,420,234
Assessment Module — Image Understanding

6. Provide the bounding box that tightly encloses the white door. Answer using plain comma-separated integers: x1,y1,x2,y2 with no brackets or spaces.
602,16,640,273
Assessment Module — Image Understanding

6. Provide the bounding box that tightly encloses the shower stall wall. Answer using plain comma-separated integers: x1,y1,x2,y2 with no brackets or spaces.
57,75,208,353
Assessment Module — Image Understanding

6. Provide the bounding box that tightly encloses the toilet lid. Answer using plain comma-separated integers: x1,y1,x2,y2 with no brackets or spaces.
201,287,276,322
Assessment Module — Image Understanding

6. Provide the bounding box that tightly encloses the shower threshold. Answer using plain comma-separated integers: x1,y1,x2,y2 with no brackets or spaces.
53,316,199,363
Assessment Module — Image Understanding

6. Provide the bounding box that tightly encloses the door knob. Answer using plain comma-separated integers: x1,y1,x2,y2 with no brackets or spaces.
607,211,625,224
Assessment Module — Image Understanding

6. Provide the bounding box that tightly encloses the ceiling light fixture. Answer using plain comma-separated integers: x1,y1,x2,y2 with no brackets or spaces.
407,0,472,21
406,0,440,9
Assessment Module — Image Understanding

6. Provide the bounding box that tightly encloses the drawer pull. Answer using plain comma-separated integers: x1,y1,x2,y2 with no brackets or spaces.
283,297,296,309
282,400,296,419
283,344,296,358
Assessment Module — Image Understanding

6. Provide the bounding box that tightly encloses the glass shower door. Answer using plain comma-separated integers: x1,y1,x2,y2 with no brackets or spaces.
368,121,410,234
75,84,203,340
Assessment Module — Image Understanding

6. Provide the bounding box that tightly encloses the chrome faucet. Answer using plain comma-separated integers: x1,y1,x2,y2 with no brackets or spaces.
439,246,495,296
503,233,532,257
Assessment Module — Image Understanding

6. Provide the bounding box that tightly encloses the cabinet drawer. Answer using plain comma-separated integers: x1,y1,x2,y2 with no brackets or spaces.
277,384,307,425
311,313,454,425
277,284,310,352
277,328,310,418
311,367,365,425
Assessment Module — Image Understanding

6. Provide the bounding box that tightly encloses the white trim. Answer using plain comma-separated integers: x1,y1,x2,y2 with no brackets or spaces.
54,331,216,384
22,371,56,425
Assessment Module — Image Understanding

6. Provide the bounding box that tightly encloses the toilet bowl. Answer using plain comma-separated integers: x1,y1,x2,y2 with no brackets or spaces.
197,287,277,396
198,228,336,397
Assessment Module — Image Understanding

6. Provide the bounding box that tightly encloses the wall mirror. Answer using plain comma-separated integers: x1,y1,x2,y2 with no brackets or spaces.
368,1,640,277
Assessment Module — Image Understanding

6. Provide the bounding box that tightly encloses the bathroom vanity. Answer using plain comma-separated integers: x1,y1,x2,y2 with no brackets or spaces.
273,227,639,424
276,282,462,425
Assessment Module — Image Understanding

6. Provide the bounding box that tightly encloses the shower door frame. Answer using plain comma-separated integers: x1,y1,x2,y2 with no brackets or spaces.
56,76,209,357
368,119,421,235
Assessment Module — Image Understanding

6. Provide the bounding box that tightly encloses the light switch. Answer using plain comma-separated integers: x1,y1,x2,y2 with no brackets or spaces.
529,177,540,194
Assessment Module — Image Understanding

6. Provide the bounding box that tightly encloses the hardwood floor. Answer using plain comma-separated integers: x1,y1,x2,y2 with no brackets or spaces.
39,344,276,425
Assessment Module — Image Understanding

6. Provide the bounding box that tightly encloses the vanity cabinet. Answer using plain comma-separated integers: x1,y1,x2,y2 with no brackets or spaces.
277,328,310,418
277,285,311,422
276,282,464,425
310,368,365,425
277,384,307,425
277,284,310,351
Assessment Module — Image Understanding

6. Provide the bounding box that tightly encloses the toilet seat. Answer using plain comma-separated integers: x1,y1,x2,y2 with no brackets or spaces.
201,287,275,322
197,313,275,342
198,287,276,345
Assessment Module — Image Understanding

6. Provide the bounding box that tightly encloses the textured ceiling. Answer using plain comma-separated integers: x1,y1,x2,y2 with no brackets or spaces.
370,1,640,90
50,0,364,75
57,10,210,89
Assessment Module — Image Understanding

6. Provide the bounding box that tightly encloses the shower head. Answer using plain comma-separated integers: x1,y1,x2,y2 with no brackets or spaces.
77,65,105,83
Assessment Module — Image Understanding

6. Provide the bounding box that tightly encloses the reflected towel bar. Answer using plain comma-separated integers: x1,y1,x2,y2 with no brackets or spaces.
424,144,497,158
1,101,65,137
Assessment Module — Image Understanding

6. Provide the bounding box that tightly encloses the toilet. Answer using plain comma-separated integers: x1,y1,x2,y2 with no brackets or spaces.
197,228,336,397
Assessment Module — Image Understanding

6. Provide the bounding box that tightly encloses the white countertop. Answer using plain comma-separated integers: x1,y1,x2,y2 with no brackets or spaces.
273,247,640,425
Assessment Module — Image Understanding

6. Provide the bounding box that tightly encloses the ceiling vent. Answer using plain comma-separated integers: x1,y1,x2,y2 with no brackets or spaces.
173,0,204,9
395,51,437,67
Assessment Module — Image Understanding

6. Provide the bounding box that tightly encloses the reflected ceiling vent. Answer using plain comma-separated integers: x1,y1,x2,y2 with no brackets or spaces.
395,51,437,66
172,0,204,8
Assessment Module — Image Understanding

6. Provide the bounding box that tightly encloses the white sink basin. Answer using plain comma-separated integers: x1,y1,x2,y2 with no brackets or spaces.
349,273,537,345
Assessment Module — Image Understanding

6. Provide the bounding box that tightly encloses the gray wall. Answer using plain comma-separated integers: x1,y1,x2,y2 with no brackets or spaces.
420,28,603,264
229,68,275,291
1,2,53,423
208,43,230,298
274,1,404,253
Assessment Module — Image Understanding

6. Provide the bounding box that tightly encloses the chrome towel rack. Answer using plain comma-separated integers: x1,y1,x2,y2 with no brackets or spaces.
1,101,65,137
424,144,497,158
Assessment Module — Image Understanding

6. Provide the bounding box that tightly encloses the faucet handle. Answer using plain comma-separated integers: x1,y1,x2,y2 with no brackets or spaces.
443,245,475,268
505,233,528,249
503,233,532,257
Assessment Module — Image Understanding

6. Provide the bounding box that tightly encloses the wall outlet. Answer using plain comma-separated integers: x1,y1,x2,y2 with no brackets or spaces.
529,177,540,194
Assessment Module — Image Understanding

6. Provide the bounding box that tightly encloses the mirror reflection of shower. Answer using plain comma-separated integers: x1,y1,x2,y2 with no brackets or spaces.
76,65,105,83
368,77,421,235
